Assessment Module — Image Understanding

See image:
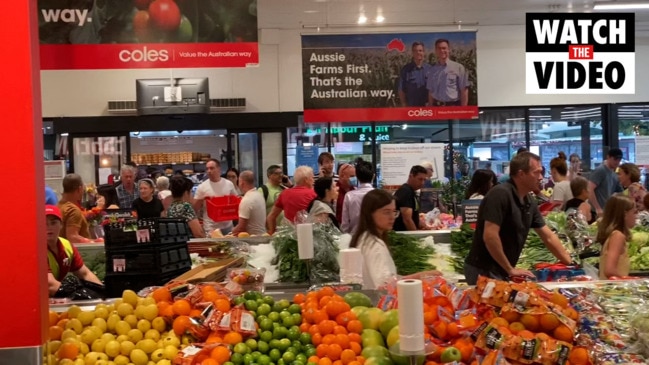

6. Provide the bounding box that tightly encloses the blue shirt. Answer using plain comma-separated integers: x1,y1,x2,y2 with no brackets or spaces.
427,60,469,103
45,186,58,205
116,184,139,209
398,62,433,106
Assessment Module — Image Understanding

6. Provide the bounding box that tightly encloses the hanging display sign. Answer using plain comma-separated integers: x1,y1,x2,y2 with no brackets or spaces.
38,0,258,69
379,143,445,187
301,32,478,123
525,13,635,94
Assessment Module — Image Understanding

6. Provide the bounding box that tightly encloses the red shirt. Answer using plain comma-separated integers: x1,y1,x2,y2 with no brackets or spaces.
275,186,317,222
336,181,354,223
48,239,84,281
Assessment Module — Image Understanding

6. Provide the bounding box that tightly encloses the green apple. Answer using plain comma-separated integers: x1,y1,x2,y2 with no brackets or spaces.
440,347,462,363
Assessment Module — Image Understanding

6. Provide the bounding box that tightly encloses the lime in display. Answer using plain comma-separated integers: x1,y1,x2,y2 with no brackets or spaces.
262,295,275,306
252,351,262,361
287,328,300,341
234,297,246,306
234,343,250,355
293,361,305,365
288,304,302,314
269,349,282,362
231,353,244,365
291,313,302,325
273,300,290,312
257,304,272,316
296,354,307,364
282,352,296,363
257,340,270,354
243,354,254,365
259,319,274,332
260,330,273,342
291,341,302,352
299,332,312,345
282,316,295,327
245,339,258,351
245,300,259,312
244,291,262,301
278,359,286,365
273,327,288,340
279,311,291,319
305,347,317,358
268,312,280,322
224,362,235,365
269,339,281,350
278,338,291,351
259,355,271,365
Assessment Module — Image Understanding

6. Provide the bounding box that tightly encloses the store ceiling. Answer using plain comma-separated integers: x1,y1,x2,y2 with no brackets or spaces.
259,0,649,29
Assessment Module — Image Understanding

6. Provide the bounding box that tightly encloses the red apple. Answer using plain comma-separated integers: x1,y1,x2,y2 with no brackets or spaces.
148,0,181,32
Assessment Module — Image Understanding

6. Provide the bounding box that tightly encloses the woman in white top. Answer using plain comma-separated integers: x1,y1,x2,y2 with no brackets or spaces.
464,169,496,200
550,152,572,204
349,189,440,290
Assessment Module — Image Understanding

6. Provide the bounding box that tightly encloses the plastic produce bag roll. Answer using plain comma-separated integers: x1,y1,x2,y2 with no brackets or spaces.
339,248,363,284
297,223,314,259
397,279,425,353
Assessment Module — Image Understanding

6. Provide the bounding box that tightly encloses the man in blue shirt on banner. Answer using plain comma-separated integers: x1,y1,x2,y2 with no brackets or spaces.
398,41,433,107
427,39,470,106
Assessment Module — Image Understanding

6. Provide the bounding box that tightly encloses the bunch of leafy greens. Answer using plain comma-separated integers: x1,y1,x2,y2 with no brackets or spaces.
449,224,475,273
271,223,340,283
386,231,436,276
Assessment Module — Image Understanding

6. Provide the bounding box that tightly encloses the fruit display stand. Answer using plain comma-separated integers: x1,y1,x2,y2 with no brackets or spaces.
49,272,649,365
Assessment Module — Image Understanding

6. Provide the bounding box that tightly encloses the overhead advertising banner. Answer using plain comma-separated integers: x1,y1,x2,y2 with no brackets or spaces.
525,13,635,94
302,32,478,123
38,0,258,69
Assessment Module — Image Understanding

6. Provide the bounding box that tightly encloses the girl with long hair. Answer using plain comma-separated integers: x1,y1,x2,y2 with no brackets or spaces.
597,195,637,279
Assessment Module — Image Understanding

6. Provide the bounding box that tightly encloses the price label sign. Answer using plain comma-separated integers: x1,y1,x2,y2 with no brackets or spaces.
74,136,126,156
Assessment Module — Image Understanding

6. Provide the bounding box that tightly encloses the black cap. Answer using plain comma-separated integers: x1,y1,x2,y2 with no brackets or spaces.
607,148,623,159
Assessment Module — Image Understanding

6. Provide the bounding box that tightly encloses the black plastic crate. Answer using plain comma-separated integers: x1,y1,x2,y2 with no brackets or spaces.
104,218,190,248
105,242,191,275
104,266,190,298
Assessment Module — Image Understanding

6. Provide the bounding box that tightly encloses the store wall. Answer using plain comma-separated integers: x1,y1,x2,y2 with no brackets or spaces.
40,25,649,118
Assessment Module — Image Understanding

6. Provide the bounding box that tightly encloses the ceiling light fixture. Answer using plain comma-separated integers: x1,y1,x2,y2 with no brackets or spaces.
358,14,367,24
593,1,649,10
376,7,384,23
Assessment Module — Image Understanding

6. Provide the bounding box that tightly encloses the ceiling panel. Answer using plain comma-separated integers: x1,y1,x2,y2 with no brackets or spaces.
258,0,649,29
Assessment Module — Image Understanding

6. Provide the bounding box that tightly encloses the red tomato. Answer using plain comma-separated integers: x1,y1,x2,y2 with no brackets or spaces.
148,0,181,32
134,0,152,11
133,10,152,41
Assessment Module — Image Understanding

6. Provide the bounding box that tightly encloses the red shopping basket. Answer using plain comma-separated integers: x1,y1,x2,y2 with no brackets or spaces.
206,196,241,222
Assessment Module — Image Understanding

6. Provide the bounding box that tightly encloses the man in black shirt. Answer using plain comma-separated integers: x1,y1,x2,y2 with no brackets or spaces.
464,152,572,284
393,165,428,231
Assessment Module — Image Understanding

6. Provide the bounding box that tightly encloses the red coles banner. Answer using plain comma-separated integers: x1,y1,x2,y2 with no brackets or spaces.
38,0,259,69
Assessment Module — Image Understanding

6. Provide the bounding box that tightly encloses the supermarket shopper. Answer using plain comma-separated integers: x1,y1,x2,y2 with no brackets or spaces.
308,177,340,229
46,205,102,296
618,163,647,211
226,168,243,196
96,184,119,210
336,163,356,223
341,160,375,234
392,165,428,231
116,164,139,208
563,177,597,224
267,166,317,234
58,174,93,243
350,189,441,289
597,195,637,279
131,178,164,219
464,152,572,284
193,159,239,235
549,152,573,204
232,171,267,236
588,148,623,216
465,169,497,200
168,176,205,238
316,152,338,181
156,176,173,211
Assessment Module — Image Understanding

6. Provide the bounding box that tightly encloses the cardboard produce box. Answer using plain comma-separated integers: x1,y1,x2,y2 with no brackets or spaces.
173,257,244,283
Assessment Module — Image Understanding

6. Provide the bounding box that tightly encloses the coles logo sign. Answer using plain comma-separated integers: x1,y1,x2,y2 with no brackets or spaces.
118,46,169,63
525,13,635,94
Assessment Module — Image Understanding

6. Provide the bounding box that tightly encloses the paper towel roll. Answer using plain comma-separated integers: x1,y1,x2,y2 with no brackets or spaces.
397,279,425,353
296,223,314,259
339,248,363,284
